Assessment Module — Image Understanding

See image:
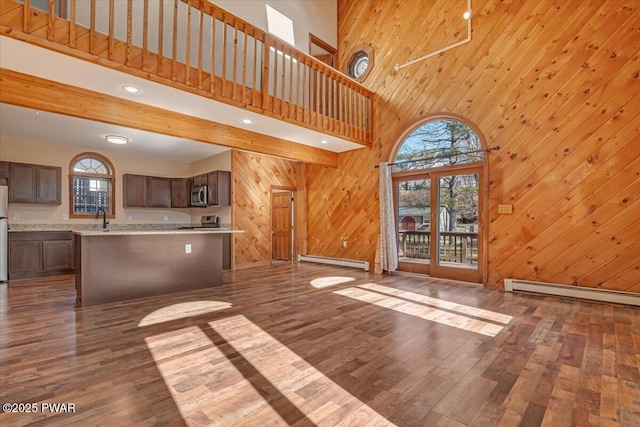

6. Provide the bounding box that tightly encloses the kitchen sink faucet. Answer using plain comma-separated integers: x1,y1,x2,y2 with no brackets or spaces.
96,207,109,229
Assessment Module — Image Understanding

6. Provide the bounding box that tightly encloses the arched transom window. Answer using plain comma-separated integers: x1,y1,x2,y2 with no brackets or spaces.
394,119,483,172
69,152,115,218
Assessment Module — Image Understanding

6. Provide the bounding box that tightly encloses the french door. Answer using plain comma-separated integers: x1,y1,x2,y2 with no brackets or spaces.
393,164,485,283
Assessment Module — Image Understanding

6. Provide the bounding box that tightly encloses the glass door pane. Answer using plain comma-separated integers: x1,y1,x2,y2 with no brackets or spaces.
396,178,431,264
436,173,479,269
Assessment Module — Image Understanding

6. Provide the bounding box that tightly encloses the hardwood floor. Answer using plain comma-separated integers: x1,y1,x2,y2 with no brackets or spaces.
1,264,639,426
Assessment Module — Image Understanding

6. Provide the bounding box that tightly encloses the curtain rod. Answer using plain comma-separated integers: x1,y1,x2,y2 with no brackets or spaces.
375,146,500,168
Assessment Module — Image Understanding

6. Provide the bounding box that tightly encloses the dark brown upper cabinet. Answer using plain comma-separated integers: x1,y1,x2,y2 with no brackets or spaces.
192,173,208,187
8,162,61,204
170,178,189,208
207,171,231,206
0,161,10,179
147,176,171,208
123,174,148,207
37,165,62,204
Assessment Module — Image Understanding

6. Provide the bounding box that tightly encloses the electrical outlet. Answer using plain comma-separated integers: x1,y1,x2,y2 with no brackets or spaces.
342,240,347,248
163,215,168,222
185,244,192,254
498,204,513,214
62,213,69,221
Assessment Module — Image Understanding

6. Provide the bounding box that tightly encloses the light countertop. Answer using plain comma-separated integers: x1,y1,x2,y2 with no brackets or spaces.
73,228,243,236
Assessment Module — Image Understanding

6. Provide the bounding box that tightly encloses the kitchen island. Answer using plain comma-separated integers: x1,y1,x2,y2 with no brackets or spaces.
74,229,243,306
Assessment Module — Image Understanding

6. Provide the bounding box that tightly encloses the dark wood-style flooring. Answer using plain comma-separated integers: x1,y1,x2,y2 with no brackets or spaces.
1,263,639,426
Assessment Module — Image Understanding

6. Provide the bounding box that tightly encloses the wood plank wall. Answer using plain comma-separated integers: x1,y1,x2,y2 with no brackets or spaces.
232,150,298,268
307,0,640,292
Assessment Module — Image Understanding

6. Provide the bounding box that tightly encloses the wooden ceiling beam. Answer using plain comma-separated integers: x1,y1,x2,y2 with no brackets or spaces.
0,68,339,167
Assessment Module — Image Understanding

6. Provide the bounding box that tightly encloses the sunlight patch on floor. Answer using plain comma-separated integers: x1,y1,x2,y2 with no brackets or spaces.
358,283,513,324
145,326,287,426
145,316,395,426
138,300,232,326
310,276,356,288
210,315,397,426
334,287,506,337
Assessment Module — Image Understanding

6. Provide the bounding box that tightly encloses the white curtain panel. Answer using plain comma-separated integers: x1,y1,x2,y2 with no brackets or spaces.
379,162,398,272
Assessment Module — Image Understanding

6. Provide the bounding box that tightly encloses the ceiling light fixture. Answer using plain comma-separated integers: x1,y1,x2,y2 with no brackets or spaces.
240,118,254,125
463,10,472,20
106,135,129,145
122,85,140,94
320,140,328,144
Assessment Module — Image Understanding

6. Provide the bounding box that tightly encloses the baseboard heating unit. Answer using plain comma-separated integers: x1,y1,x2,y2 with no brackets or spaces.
298,255,370,271
504,279,640,307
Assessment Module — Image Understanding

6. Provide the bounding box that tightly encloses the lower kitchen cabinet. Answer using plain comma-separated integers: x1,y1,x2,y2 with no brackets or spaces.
9,232,74,279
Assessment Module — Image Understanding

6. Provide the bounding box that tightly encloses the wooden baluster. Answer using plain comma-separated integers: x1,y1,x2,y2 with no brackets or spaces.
186,2,192,86
222,15,228,96
241,24,248,103
157,0,164,76
302,61,308,122
23,0,31,33
126,0,132,65
288,51,294,119
172,0,178,81
272,43,279,113
69,0,76,48
280,45,285,115
197,3,204,89
210,15,216,94
261,35,269,110
251,31,258,106
47,0,54,41
142,0,149,72
90,0,96,55
232,21,238,100
108,0,114,61
315,64,321,127
333,77,338,132
295,58,301,120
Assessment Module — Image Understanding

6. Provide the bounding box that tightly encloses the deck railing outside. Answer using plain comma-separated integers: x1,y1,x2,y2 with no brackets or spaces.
398,230,478,266
2,0,373,145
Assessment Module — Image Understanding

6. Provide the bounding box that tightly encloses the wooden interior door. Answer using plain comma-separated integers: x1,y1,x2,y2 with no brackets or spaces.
272,191,292,261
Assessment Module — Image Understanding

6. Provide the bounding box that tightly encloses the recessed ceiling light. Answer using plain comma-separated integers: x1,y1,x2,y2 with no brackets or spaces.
106,135,129,145
240,118,254,124
122,85,140,94
463,10,472,20
320,140,328,144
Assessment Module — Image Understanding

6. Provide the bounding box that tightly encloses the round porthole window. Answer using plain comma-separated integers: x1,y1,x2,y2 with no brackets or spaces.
345,43,374,83
349,52,369,79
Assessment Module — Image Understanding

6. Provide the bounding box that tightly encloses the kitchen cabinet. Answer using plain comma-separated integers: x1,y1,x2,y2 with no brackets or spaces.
123,174,148,207
9,231,74,279
192,174,208,187
171,178,189,208
0,161,9,178
9,163,37,203
37,165,62,204
207,171,231,206
148,176,171,208
8,162,61,204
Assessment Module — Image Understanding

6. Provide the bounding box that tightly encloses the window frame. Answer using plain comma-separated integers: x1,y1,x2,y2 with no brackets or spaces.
68,152,116,219
389,114,489,284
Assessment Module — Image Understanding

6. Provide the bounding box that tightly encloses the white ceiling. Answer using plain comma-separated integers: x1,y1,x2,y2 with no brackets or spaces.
0,104,228,163
0,36,363,163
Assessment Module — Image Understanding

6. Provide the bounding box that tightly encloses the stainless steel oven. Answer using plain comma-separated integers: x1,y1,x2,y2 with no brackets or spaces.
190,185,208,207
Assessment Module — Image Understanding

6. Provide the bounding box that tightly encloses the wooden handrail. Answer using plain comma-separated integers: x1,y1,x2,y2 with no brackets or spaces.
1,0,373,146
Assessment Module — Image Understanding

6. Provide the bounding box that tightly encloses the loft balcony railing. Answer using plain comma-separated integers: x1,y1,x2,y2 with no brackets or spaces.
0,0,373,146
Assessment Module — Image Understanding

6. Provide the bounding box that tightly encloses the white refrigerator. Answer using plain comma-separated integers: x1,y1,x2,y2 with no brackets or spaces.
0,177,7,282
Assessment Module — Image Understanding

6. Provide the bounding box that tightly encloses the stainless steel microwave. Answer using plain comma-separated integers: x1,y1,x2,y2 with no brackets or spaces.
191,185,208,207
